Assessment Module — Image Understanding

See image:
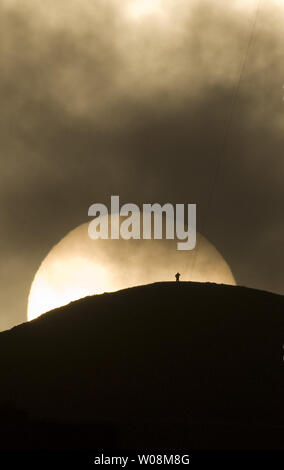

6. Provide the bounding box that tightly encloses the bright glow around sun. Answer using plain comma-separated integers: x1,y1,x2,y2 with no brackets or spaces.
27,220,236,321
127,0,164,19
28,256,111,321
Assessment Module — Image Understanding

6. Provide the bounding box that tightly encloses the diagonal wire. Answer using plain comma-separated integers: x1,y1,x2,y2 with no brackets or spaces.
190,0,263,280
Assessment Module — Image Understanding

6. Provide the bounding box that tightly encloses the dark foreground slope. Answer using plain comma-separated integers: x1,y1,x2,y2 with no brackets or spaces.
0,282,283,450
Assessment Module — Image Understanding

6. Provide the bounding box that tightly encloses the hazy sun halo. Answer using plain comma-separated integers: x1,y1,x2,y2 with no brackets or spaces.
126,0,163,19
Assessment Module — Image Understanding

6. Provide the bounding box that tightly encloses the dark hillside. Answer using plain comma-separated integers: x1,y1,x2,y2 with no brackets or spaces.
0,282,283,450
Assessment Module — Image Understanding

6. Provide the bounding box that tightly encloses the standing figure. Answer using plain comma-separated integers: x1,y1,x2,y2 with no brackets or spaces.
175,272,181,282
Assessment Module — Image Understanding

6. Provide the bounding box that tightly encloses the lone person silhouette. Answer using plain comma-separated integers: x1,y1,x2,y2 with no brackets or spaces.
175,272,181,282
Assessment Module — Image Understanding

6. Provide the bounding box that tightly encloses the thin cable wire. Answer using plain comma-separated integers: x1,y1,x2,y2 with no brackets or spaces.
190,0,263,280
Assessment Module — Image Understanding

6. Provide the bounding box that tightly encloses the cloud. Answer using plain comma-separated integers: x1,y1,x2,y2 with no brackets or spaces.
0,0,283,329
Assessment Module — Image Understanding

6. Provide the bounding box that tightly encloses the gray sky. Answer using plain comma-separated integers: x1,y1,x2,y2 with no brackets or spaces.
0,0,284,330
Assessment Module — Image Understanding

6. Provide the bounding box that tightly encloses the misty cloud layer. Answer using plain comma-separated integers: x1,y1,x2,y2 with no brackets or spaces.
0,0,283,329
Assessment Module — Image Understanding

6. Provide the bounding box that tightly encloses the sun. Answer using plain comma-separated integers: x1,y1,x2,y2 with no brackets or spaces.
27,219,236,321
28,258,111,321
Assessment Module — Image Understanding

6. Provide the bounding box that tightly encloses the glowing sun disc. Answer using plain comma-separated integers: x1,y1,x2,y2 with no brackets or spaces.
27,220,236,321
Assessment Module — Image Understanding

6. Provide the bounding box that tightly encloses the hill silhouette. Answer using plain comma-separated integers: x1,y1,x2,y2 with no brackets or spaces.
0,281,283,450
